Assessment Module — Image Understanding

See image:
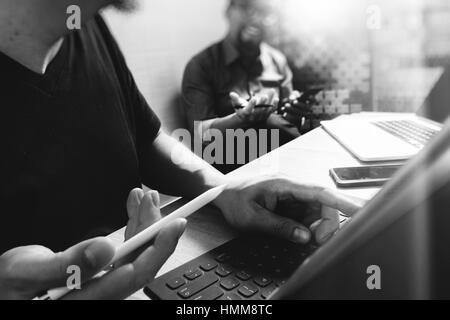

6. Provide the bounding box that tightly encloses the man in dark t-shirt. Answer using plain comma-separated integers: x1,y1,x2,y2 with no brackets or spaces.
0,0,361,299
0,15,161,253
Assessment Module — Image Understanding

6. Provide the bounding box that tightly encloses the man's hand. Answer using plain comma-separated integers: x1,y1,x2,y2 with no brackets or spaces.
0,189,186,300
230,91,278,126
214,176,365,245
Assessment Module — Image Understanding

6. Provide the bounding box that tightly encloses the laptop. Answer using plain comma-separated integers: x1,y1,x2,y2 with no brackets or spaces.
321,68,450,162
145,117,450,300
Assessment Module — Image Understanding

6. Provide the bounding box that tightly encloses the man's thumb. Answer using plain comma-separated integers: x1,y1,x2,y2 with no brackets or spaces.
42,238,115,289
253,207,312,244
230,92,246,107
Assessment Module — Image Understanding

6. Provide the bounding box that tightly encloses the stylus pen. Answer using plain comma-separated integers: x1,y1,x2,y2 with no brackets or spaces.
35,185,227,300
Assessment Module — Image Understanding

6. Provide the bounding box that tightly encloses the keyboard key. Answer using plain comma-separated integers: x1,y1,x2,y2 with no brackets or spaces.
233,260,247,268
216,265,233,277
276,280,287,287
236,270,253,281
177,274,219,299
220,293,242,300
215,253,232,263
166,277,186,290
238,284,259,298
255,262,265,269
254,276,273,288
273,268,284,276
184,268,203,281
200,261,218,272
261,284,278,299
192,286,224,300
270,255,278,261
286,260,296,267
373,120,438,148
220,277,240,291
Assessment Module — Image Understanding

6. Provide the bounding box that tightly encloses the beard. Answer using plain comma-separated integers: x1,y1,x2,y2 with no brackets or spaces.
110,0,139,12
239,25,263,55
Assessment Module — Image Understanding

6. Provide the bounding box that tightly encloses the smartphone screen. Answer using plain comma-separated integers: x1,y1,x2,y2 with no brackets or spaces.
334,165,401,181
331,165,403,187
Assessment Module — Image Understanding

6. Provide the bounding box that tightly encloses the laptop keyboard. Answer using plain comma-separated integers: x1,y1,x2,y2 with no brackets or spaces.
146,237,317,301
146,213,349,301
145,214,351,301
145,235,328,300
373,120,439,148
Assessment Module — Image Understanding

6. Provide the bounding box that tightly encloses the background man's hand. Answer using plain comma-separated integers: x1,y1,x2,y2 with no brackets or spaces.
230,91,278,126
0,189,186,300
214,176,365,245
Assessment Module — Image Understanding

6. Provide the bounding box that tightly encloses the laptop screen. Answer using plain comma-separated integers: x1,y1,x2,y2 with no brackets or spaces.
417,68,450,124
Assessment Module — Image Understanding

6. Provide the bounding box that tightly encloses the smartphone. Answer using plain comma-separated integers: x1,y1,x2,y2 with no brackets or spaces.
330,165,403,188
279,87,324,114
297,88,323,104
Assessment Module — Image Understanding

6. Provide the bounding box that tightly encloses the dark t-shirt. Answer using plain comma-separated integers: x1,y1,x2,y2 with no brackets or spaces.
0,15,161,253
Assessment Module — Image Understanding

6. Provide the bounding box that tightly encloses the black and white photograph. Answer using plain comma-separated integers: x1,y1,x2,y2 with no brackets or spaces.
1,0,450,304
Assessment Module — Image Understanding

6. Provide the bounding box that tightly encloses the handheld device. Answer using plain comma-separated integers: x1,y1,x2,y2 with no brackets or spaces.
297,88,323,104
279,87,324,117
330,165,402,188
36,185,227,300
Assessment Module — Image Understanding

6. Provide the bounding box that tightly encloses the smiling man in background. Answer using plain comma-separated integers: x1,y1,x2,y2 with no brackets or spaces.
0,0,361,299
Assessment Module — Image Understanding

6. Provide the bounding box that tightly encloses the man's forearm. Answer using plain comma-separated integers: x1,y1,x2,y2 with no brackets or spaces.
143,131,228,200
200,113,249,134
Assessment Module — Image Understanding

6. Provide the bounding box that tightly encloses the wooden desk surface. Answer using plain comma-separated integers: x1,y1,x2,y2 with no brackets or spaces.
110,124,386,300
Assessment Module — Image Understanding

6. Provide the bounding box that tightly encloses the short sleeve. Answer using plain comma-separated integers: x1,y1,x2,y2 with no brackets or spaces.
131,80,162,146
95,15,161,150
